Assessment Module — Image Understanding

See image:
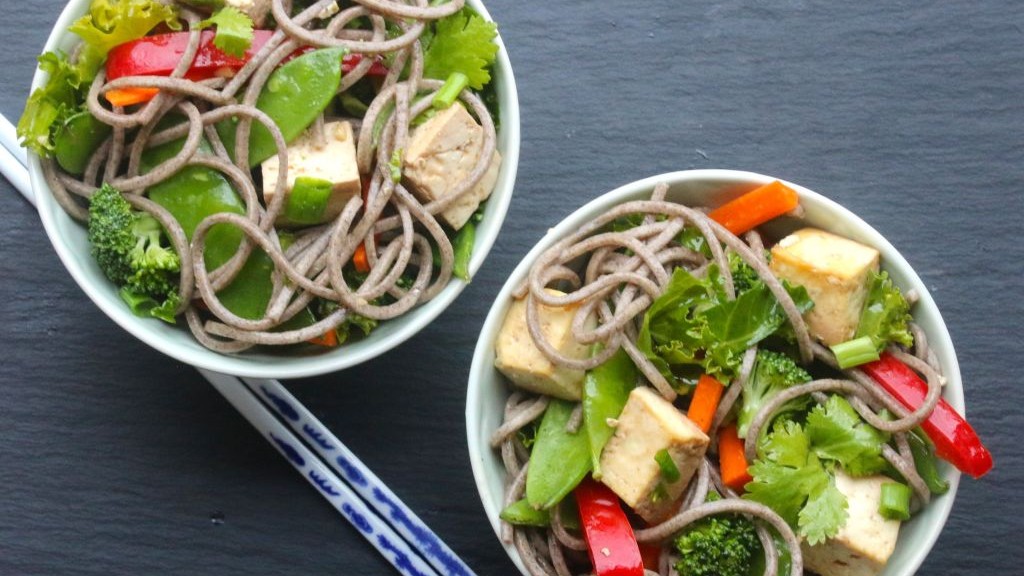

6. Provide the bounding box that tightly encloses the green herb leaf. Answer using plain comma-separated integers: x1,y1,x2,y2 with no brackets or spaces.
18,51,86,155
422,7,498,90
637,266,813,382
806,395,889,476
743,421,848,543
199,6,254,58
799,476,848,545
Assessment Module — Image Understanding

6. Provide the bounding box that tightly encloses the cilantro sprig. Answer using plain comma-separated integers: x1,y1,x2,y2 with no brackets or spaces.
743,395,890,544
199,6,254,58
422,7,498,90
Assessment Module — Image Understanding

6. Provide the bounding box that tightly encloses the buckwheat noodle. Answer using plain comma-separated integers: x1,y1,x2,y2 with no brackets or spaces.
44,0,498,351
493,184,946,575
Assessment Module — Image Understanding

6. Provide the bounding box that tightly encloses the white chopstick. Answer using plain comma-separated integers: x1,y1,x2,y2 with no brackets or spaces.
0,112,473,576
242,377,476,576
201,370,441,576
0,123,32,204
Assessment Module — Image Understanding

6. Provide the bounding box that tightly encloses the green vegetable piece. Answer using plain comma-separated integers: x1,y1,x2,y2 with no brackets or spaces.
878,482,912,521
673,493,761,576
285,177,333,225
88,184,181,324
432,72,470,109
655,449,681,483
499,499,550,527
389,148,403,183
525,399,592,510
736,349,811,439
582,348,637,477
54,111,112,174
18,51,87,156
142,134,273,320
452,219,476,281
907,429,950,495
855,270,914,352
806,395,890,476
830,335,881,369
422,8,498,90
743,420,849,545
638,266,813,382
198,6,254,57
69,0,181,56
217,47,347,167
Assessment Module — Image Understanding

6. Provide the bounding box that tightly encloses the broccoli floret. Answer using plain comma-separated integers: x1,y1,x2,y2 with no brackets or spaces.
727,251,762,295
674,494,761,576
88,184,181,323
736,350,812,439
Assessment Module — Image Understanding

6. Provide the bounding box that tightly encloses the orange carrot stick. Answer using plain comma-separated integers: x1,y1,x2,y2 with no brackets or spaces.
353,243,370,273
104,87,160,107
308,329,339,347
687,374,725,434
707,180,800,236
719,424,754,492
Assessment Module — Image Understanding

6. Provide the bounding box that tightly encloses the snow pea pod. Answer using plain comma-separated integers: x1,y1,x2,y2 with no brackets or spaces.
499,498,550,527
53,111,111,174
583,348,638,479
142,137,273,320
526,399,592,510
217,47,347,167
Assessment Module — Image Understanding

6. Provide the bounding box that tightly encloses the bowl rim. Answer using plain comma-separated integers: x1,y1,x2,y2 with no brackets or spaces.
28,0,521,379
466,168,962,576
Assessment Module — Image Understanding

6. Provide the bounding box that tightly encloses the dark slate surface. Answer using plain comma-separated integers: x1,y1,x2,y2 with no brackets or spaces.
1,0,1021,574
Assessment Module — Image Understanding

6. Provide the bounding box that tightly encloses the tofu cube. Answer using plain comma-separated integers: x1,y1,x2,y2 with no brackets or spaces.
770,228,880,346
403,103,502,230
494,290,594,401
261,121,361,227
225,0,272,27
802,471,902,576
599,387,710,524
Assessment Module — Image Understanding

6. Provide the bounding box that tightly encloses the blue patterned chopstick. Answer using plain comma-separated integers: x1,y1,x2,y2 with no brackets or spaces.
1,116,468,576
201,369,441,576
241,377,476,576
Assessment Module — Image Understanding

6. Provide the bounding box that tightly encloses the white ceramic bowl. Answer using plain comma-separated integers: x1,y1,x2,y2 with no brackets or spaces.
467,169,961,575
29,0,520,379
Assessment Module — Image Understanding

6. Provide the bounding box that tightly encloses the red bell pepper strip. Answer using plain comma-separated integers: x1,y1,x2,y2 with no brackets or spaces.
574,477,644,576
861,352,993,478
106,30,387,83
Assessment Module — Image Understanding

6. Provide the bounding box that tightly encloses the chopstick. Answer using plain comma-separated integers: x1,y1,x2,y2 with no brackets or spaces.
0,118,31,204
241,377,475,576
0,112,475,576
201,370,441,576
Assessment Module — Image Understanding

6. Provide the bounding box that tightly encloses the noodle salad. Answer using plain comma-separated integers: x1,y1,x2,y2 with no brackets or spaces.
487,180,991,576
20,0,503,353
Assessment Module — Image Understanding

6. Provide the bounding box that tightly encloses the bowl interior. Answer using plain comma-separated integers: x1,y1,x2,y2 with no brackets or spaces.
29,0,520,379
466,169,961,576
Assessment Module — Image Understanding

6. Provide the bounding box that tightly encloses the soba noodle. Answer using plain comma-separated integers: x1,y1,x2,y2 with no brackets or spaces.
43,0,499,352
493,184,945,576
